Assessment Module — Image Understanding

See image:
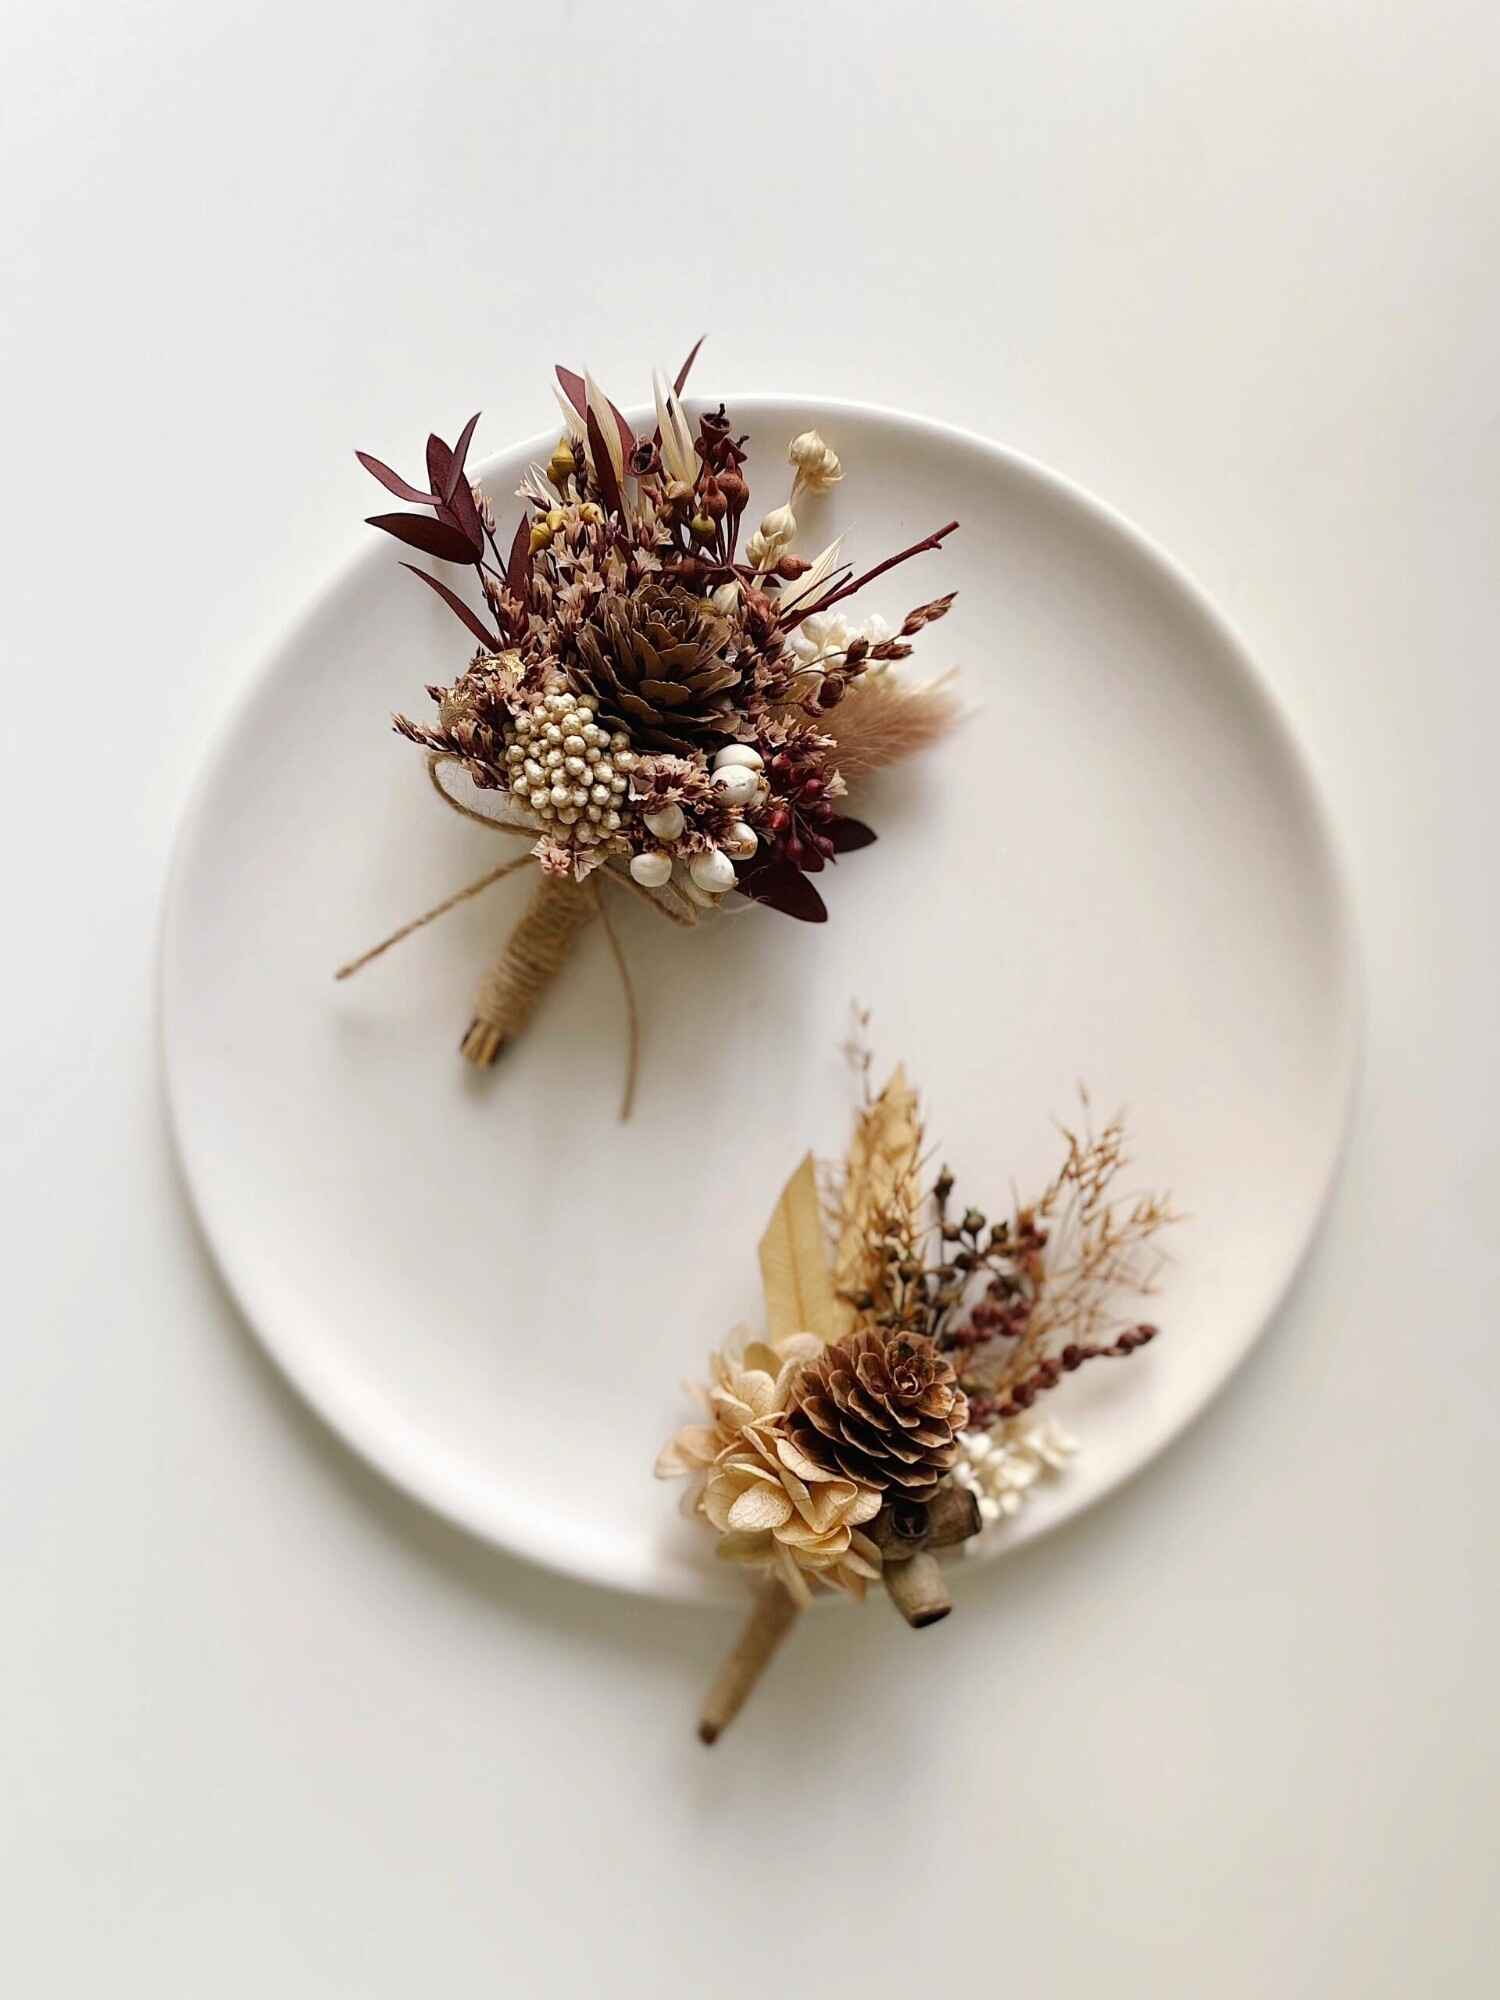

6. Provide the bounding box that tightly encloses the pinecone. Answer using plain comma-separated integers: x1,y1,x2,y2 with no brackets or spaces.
785,1330,969,1500
572,583,741,752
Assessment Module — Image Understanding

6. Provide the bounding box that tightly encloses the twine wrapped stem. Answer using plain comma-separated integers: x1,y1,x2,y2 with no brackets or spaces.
336,757,694,1119
698,1581,800,1745
460,872,597,1068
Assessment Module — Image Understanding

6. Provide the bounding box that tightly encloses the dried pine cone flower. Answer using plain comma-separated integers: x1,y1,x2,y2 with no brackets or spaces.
784,1330,968,1500
572,582,741,752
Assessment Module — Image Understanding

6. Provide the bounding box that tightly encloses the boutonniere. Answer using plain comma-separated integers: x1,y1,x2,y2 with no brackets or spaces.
659,1032,1177,1739
338,346,961,1114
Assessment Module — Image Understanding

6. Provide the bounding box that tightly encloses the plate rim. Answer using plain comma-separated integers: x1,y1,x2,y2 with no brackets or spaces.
160,394,1362,1601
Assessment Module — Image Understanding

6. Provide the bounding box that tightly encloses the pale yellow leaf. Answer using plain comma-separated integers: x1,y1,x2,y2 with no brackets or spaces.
757,1152,838,1343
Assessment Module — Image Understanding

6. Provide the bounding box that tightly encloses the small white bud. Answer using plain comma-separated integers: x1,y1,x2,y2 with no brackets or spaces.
711,764,758,807
643,802,685,841
689,847,737,894
788,429,843,493
760,503,796,541
629,850,673,888
723,821,758,860
712,744,764,772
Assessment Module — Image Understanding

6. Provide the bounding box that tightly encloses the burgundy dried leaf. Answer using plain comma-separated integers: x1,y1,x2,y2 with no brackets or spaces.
673,334,706,397
506,513,531,598
356,452,437,507
554,365,587,423
448,482,486,553
556,365,636,461
400,564,500,649
827,815,877,854
740,858,829,923
366,512,479,563
585,402,623,517
424,435,485,553
442,411,482,506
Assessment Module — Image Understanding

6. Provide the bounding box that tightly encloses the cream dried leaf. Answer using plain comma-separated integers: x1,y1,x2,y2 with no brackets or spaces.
758,1152,838,1343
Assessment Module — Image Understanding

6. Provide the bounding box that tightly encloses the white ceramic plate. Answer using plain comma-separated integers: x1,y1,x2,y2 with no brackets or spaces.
162,399,1358,1602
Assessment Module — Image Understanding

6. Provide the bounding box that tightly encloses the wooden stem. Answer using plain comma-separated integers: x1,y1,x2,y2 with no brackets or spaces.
698,1582,800,1744
882,1550,952,1628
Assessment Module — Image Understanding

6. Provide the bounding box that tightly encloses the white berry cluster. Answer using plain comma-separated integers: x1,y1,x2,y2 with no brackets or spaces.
953,1420,1078,1542
627,745,768,909
503,690,638,850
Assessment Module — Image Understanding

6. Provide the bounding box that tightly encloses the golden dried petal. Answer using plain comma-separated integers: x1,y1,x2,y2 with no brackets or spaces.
776,1433,841,1484
727,1483,795,1532
715,1530,773,1564
776,1517,851,1554
653,1424,719,1478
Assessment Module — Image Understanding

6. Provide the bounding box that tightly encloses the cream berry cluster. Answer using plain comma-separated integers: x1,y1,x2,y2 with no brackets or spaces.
502,690,638,849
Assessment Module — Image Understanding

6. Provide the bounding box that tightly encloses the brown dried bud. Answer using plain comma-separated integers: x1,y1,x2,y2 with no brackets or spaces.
775,553,812,579
699,479,728,522
717,469,748,513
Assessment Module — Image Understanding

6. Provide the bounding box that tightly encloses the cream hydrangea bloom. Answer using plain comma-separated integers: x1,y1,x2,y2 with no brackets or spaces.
657,1331,883,1605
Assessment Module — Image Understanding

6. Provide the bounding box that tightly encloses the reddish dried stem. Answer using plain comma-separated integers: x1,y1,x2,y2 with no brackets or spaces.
796,520,960,622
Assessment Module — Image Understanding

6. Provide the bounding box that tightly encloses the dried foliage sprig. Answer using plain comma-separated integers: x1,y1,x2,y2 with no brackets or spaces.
339,344,964,1099
658,1029,1177,1741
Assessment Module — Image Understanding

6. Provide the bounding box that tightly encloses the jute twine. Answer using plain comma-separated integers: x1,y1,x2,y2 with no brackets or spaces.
335,757,697,1120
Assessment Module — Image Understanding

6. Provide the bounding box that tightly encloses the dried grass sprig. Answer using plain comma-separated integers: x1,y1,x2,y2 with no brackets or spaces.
821,669,965,781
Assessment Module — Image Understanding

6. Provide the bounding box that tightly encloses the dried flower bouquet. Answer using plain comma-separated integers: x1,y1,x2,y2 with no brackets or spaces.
659,1030,1176,1741
338,345,962,1110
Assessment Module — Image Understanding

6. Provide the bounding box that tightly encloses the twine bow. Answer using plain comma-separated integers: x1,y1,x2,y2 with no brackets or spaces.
335,757,699,1120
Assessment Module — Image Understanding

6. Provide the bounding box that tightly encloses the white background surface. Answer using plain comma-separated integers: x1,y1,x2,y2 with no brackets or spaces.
2,3,1496,1994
